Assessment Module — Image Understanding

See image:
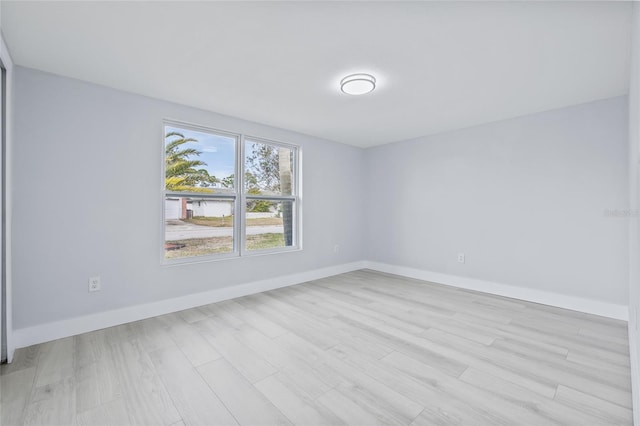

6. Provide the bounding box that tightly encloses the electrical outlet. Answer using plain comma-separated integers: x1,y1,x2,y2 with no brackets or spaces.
88,276,101,292
457,253,465,263
334,244,340,253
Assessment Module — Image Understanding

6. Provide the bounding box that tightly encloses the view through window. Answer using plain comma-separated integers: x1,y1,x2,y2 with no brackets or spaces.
163,123,299,262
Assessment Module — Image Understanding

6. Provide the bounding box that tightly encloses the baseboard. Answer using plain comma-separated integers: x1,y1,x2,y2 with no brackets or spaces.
12,261,366,349
364,261,629,321
12,259,628,349
628,322,640,426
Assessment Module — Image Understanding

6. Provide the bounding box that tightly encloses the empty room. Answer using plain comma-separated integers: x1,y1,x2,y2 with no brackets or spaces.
1,1,639,425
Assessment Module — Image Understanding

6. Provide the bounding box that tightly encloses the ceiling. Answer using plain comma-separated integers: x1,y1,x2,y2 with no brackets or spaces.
1,1,633,148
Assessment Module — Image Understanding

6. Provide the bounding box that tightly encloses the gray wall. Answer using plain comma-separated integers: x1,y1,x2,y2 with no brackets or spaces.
365,97,629,304
627,4,640,423
12,65,631,332
12,66,365,330
1,21,16,361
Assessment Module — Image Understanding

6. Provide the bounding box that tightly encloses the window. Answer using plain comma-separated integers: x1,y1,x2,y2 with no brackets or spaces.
163,121,300,262
244,139,297,252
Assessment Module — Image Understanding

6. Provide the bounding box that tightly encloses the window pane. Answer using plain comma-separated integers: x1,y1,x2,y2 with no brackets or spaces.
165,197,234,259
244,140,294,196
245,200,294,251
165,125,236,193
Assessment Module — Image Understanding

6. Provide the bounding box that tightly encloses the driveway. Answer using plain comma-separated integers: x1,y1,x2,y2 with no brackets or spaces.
165,220,283,241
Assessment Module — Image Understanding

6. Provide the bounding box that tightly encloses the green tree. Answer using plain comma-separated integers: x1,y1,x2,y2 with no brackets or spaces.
220,172,258,190
165,132,218,192
246,143,294,245
245,144,281,193
221,175,234,189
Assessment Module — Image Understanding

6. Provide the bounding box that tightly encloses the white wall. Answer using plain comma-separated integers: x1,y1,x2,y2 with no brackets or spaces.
365,97,629,306
12,66,365,331
627,4,640,425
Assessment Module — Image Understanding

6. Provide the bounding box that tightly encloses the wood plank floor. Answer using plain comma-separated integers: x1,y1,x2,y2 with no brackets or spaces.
0,269,633,425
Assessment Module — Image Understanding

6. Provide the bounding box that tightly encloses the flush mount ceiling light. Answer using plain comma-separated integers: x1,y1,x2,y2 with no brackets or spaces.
340,73,376,95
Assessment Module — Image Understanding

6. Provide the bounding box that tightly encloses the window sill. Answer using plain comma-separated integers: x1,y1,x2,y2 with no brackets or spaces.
161,246,302,267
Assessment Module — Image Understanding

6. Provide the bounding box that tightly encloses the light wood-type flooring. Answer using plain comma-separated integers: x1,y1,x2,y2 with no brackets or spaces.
0,269,633,425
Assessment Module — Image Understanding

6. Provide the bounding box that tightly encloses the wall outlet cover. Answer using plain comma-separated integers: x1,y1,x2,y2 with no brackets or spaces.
88,276,101,292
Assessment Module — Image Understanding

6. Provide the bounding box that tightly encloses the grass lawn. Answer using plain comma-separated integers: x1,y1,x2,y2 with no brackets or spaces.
165,233,285,259
164,236,233,259
184,216,283,227
247,233,285,250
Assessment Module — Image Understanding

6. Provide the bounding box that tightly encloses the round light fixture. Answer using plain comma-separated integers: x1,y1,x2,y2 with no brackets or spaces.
340,73,376,95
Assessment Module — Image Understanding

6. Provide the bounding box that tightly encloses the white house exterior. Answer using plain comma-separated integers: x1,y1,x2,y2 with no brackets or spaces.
165,198,182,220
190,198,232,217
165,197,232,220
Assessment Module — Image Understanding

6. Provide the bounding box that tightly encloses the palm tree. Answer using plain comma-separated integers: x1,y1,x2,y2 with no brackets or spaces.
165,131,217,192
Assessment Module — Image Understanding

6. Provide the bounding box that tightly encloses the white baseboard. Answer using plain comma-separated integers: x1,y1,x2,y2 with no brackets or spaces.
13,261,366,349
364,261,629,321
12,259,628,349
628,324,639,426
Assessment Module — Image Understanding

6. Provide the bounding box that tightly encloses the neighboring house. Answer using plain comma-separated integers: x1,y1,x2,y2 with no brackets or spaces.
164,197,183,220
165,197,233,220
190,198,233,217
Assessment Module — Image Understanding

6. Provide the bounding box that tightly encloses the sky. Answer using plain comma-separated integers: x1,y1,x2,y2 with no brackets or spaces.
166,125,236,183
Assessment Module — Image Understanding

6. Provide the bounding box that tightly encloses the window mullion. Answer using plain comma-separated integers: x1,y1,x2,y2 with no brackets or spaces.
165,191,236,200
238,134,246,255
245,195,297,201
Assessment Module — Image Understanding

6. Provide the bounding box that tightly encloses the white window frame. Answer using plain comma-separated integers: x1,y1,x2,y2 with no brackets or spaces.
161,119,301,265
241,135,301,256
